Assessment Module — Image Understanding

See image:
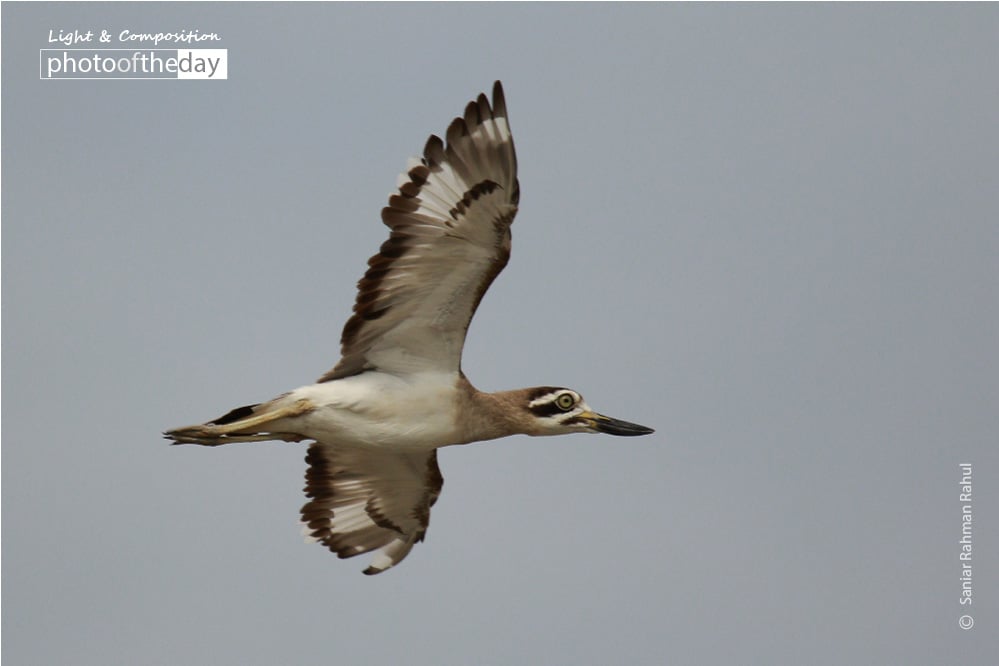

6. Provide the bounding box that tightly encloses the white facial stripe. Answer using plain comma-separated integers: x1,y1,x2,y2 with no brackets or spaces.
528,391,565,408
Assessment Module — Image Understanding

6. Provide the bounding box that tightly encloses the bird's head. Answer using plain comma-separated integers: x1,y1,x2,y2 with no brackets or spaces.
517,387,654,437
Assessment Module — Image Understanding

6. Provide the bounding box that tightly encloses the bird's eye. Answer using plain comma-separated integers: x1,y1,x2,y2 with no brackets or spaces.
555,393,576,411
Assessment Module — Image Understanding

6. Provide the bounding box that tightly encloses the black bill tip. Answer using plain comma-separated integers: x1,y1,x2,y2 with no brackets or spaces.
589,414,655,437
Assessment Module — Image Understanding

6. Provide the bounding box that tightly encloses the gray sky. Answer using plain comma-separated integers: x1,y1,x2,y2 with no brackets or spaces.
4,3,997,664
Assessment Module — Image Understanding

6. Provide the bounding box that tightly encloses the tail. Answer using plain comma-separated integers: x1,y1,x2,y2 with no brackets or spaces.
164,398,314,446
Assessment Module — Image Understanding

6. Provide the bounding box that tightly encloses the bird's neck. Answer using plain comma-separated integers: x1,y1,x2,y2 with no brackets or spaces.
453,376,535,443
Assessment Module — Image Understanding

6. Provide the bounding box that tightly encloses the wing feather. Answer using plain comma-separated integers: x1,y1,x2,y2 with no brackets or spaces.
319,81,519,381
301,444,444,575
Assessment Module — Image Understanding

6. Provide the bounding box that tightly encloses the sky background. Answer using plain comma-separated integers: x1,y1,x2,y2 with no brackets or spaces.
3,3,998,664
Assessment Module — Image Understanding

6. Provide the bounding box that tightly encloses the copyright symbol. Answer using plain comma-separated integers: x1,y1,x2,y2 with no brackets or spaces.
958,614,974,630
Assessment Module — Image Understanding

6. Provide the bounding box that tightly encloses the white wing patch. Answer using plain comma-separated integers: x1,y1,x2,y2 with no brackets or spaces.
300,443,443,575
319,81,519,382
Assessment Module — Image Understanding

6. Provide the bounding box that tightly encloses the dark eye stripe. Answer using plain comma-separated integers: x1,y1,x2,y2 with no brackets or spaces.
530,399,570,419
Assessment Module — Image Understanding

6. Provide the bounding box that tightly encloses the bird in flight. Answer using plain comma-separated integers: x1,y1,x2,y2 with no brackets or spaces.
165,81,654,575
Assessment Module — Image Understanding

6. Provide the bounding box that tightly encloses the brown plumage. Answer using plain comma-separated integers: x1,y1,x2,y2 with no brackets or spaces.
165,82,653,575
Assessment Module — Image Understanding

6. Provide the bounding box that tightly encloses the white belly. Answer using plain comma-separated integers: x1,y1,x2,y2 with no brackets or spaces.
273,371,462,451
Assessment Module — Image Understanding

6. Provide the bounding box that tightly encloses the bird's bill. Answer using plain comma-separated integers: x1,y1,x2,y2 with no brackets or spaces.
580,411,655,436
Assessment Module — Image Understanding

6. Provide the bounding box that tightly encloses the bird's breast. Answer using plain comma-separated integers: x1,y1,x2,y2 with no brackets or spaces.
283,372,463,450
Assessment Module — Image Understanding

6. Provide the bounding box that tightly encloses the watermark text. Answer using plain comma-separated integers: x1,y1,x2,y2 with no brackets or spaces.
40,49,227,80
958,463,974,630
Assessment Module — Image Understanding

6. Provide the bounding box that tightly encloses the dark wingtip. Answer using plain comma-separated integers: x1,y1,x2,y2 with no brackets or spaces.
492,80,507,118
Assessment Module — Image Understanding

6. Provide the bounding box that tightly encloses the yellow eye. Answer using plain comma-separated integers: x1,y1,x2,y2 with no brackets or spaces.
555,393,576,411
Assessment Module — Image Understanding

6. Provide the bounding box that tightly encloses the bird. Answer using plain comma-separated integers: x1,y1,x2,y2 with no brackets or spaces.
165,81,654,575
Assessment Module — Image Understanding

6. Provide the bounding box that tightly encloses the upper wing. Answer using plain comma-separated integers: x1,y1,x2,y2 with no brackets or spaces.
319,81,519,381
300,443,444,575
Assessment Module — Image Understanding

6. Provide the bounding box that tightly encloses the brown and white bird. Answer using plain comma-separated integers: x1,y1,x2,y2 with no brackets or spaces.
165,81,653,575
